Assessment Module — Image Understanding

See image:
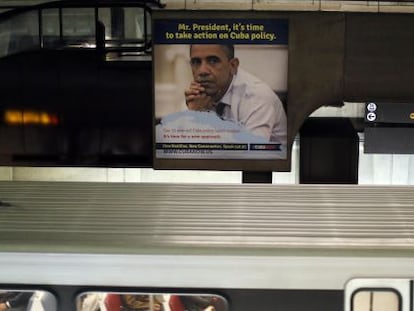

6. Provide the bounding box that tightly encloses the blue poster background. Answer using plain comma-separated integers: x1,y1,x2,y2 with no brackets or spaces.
153,19,288,45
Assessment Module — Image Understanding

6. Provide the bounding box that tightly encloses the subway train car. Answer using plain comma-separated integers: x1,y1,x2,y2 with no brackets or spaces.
1,181,414,311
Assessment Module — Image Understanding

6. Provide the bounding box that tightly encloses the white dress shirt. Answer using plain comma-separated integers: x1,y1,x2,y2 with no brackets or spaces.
216,68,287,144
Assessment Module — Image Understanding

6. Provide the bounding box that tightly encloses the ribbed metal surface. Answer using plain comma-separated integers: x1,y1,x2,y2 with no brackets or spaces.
1,181,414,254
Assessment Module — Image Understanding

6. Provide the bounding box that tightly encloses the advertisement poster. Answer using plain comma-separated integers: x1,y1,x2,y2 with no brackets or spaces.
154,18,288,160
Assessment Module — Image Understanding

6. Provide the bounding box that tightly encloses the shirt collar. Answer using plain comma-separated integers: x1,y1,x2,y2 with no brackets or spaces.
219,73,236,106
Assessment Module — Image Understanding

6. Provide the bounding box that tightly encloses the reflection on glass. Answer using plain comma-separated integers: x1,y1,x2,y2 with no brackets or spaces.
77,292,227,311
41,9,60,49
353,290,399,311
0,290,57,311
4,11,39,56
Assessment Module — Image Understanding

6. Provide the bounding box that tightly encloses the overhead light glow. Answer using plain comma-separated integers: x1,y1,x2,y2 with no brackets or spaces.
4,109,59,126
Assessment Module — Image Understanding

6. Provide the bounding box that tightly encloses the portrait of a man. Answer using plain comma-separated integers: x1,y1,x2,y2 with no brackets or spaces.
185,44,286,144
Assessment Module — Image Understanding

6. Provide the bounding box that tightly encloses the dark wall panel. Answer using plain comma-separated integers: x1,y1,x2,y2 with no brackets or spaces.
365,127,414,154
288,13,345,139
299,118,359,184
344,14,414,102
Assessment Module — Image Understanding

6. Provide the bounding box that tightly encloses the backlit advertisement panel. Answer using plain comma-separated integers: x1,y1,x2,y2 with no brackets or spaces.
153,18,288,164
